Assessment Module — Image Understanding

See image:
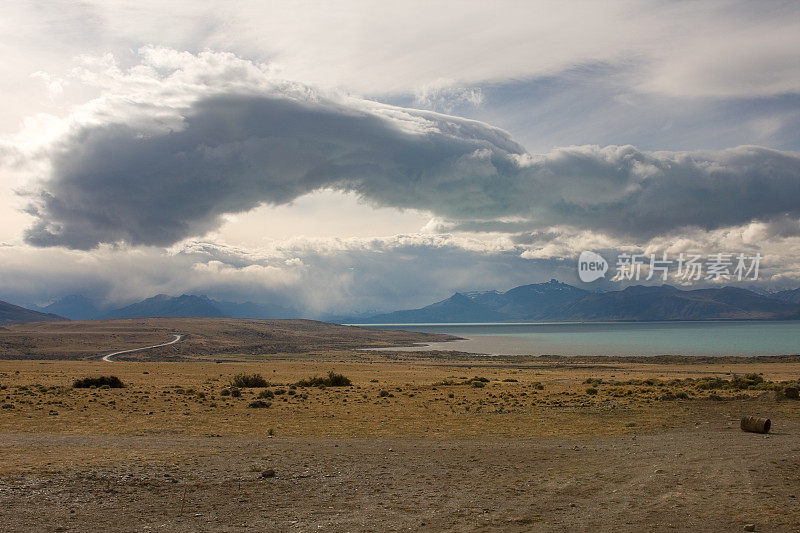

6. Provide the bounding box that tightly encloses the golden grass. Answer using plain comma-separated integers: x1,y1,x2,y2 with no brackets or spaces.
2,357,798,446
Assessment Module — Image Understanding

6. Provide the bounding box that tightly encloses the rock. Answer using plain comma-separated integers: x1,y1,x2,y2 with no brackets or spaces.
261,469,276,478
744,524,756,531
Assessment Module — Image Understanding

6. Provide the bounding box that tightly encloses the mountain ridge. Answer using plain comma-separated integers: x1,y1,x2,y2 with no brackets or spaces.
0,300,67,325
33,294,295,320
354,280,800,323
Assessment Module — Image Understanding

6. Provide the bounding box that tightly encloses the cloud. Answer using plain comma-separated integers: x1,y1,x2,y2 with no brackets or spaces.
14,49,800,251
0,235,568,315
7,1,800,99
413,80,483,113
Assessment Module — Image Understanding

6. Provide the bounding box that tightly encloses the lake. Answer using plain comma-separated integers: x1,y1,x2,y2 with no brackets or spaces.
357,321,800,356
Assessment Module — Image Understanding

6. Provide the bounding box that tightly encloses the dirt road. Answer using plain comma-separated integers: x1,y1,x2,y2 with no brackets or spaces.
102,334,184,361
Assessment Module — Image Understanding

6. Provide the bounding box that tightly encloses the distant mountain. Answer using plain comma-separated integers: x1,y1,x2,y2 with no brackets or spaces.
551,285,800,321
363,293,509,324
96,294,295,320
355,280,800,323
357,280,587,323
492,280,589,319
105,294,226,319
773,288,800,304
213,299,295,319
35,295,103,320
0,299,66,325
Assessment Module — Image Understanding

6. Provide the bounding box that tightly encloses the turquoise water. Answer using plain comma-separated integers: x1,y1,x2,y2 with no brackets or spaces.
359,321,800,356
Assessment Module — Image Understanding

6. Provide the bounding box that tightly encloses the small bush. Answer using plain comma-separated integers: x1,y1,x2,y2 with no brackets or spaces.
248,400,271,408
660,390,688,400
585,387,598,395
231,374,269,388
257,389,275,399
73,376,124,389
783,386,799,399
695,373,766,391
378,389,389,397
222,387,242,398
296,371,352,388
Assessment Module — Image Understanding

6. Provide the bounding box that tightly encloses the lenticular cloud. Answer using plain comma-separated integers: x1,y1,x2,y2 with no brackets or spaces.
17,48,800,249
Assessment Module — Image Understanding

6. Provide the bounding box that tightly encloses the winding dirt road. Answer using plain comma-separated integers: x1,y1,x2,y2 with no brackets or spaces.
101,334,184,362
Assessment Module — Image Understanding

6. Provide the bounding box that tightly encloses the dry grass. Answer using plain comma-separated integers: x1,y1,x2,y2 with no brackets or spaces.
1,357,798,442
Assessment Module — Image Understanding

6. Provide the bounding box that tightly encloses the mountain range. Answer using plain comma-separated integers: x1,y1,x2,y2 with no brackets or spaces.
3,280,800,326
354,280,800,323
0,300,65,325
30,294,295,321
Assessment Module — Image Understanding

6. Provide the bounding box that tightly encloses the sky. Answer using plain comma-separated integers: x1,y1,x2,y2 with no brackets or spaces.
1,0,800,315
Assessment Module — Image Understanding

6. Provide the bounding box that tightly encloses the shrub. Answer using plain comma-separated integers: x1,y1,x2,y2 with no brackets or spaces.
248,400,271,408
257,389,275,399
695,373,766,391
783,386,799,399
231,374,269,388
660,390,688,400
585,387,598,395
730,373,764,390
222,387,242,398
73,376,124,389
296,371,352,388
378,389,389,397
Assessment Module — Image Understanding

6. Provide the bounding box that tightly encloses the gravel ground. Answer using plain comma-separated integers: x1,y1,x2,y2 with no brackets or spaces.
2,420,799,532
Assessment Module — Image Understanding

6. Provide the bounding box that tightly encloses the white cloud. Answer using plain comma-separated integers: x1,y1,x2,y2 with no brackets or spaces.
3,49,798,255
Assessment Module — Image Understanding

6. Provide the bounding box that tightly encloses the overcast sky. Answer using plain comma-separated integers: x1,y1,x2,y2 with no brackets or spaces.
2,1,800,314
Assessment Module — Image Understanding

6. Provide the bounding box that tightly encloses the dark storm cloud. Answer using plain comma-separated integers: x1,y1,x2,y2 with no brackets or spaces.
21,90,800,249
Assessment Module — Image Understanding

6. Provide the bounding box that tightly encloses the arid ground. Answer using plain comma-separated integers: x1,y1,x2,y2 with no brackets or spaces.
1,319,799,531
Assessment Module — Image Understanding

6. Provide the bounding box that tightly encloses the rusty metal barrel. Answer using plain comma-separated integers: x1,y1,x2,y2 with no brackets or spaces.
740,416,771,433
